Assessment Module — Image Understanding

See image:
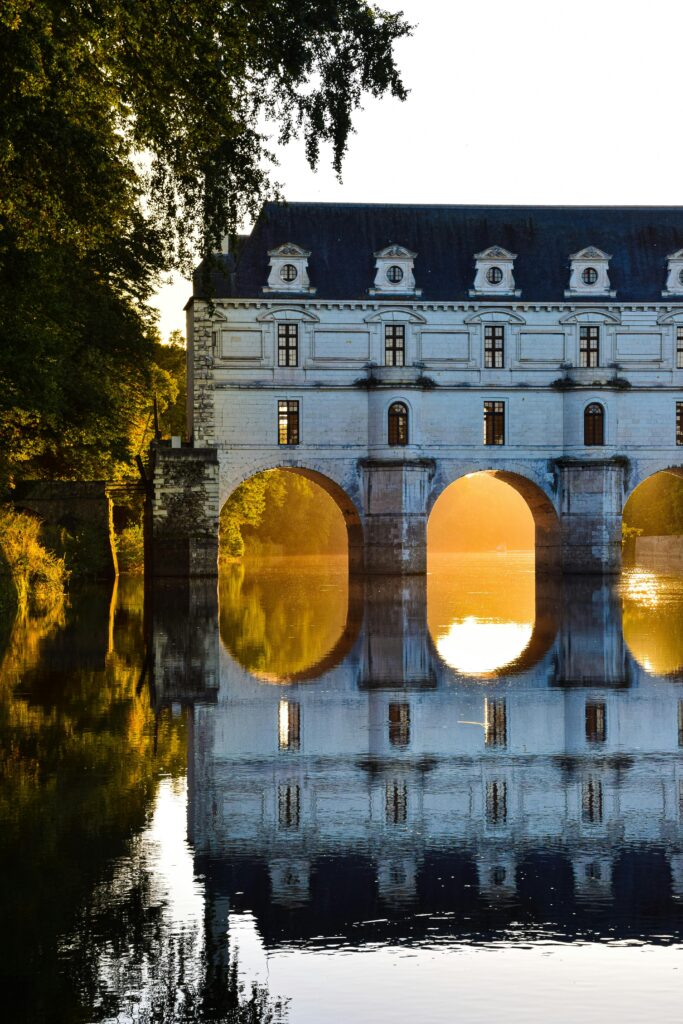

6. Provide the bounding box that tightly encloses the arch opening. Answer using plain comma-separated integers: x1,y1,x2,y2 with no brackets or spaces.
218,468,363,682
426,471,560,677
621,469,683,676
622,469,683,572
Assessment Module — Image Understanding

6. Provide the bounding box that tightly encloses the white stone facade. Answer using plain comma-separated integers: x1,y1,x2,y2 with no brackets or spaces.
174,205,683,575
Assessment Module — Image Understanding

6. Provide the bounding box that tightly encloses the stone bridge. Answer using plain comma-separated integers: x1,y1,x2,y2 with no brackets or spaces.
147,445,683,576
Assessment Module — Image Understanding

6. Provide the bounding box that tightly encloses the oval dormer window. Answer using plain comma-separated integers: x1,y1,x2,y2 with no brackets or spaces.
486,266,503,285
387,265,404,284
582,267,598,285
280,263,298,282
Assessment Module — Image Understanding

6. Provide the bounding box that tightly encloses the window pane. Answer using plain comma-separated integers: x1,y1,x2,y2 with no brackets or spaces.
278,323,298,367
278,400,299,445
678,328,683,370
585,701,606,743
677,403,683,446
278,700,301,751
389,702,410,747
485,698,507,748
579,326,600,368
388,402,409,446
486,780,507,825
385,324,405,367
484,401,505,445
484,325,505,369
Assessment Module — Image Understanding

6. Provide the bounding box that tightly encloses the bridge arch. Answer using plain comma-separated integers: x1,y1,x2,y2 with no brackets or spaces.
427,465,561,572
622,463,683,569
218,461,365,573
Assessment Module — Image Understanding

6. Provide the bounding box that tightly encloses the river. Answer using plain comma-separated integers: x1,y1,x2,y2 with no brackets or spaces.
2,554,683,1022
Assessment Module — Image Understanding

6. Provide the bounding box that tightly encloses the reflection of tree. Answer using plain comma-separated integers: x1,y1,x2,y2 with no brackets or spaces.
64,812,286,1023
219,560,348,680
0,581,183,1021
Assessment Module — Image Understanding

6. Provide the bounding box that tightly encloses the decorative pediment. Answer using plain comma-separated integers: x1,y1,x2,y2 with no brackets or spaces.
474,246,517,261
264,241,315,294
570,246,612,261
566,246,614,297
269,242,311,258
370,242,421,296
470,245,520,298
663,249,683,297
373,244,417,260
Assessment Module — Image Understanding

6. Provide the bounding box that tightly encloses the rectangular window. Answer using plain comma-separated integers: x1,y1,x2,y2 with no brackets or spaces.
486,780,507,825
585,701,606,744
278,783,301,829
581,779,603,824
385,780,408,825
484,400,505,445
579,325,600,368
679,700,683,747
385,324,405,367
278,700,301,751
677,403,683,446
677,327,683,369
485,698,507,748
278,400,299,445
484,325,505,368
278,323,299,367
388,702,411,748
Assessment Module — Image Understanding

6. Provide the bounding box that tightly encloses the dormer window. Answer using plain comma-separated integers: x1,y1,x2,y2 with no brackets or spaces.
470,247,520,297
264,243,315,294
566,247,614,297
370,244,421,296
663,250,683,297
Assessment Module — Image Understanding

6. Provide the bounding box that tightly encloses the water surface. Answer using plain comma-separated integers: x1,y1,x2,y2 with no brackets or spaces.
3,557,683,1022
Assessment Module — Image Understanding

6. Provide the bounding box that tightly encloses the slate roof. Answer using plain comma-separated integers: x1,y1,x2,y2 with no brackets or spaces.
199,202,683,303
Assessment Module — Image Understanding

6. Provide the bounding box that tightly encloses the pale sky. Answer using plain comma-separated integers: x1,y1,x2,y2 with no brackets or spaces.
151,0,681,338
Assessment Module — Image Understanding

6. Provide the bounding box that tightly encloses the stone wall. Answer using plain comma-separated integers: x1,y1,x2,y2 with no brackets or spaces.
148,445,219,577
11,480,117,579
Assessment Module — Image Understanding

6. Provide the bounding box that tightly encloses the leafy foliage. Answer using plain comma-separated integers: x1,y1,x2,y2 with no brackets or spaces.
623,472,683,536
0,1,409,484
219,470,347,559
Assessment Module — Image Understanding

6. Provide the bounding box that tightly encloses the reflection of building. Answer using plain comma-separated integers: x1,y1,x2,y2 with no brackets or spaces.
181,574,683,948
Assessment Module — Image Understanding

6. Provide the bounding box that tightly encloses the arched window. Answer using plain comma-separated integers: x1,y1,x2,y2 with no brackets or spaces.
388,402,409,446
584,403,605,446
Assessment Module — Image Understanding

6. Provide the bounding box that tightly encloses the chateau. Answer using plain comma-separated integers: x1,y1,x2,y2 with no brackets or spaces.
151,204,683,575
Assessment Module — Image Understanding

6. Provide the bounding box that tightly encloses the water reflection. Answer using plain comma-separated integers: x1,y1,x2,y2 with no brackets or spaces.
219,558,354,681
620,569,683,676
7,557,683,1022
428,553,536,676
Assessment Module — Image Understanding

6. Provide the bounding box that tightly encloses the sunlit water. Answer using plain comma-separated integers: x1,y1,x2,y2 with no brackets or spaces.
4,557,683,1022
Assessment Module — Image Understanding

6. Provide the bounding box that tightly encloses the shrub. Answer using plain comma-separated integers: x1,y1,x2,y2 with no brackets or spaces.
115,523,145,574
0,506,67,621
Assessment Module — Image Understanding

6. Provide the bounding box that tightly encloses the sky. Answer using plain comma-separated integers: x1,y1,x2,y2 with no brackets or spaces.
151,0,681,338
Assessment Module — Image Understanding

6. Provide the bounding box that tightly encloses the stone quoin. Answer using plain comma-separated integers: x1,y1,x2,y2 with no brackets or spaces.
148,204,683,576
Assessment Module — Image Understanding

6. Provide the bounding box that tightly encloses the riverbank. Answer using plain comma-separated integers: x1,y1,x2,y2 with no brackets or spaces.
0,506,67,641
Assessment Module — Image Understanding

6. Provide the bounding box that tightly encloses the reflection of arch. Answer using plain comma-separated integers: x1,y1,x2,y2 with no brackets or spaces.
220,464,365,574
428,468,561,573
427,568,561,679
220,576,365,684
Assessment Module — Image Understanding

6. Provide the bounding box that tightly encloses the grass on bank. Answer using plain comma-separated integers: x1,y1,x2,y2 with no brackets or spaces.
0,506,67,626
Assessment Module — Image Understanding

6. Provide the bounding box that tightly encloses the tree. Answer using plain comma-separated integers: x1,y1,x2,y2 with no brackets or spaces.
0,2,410,485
